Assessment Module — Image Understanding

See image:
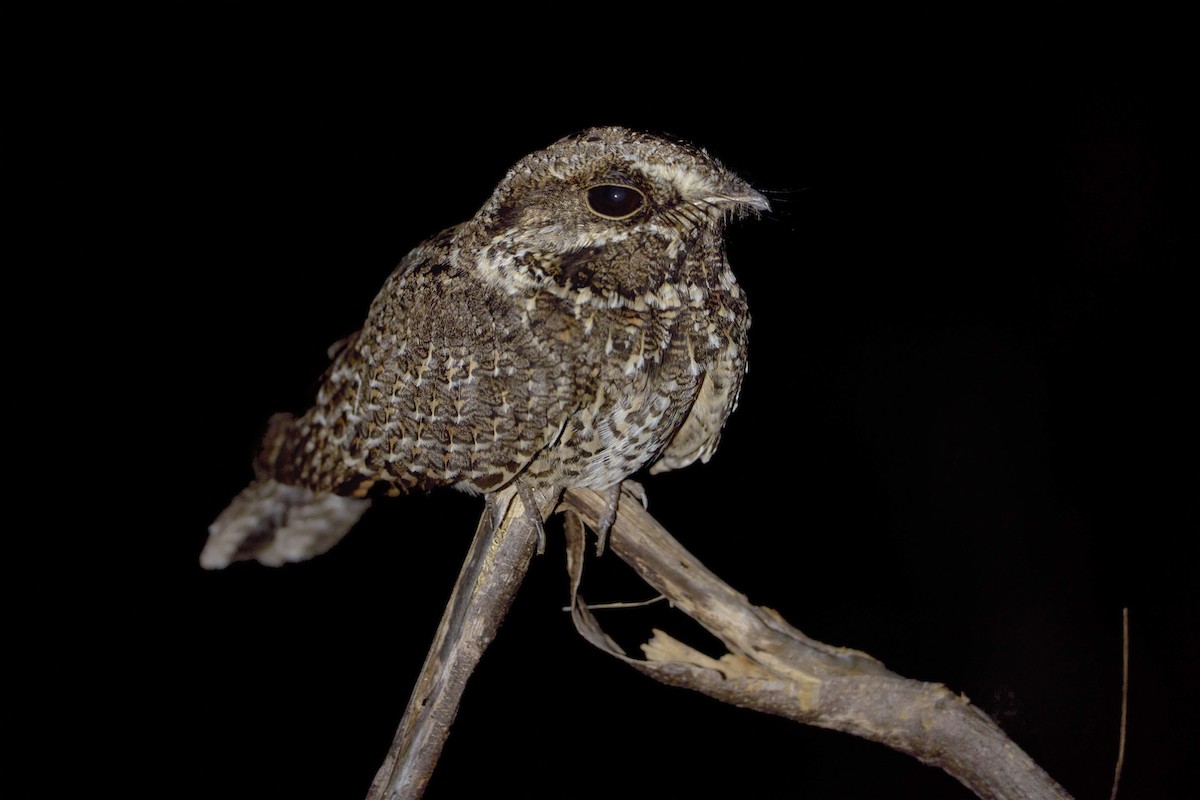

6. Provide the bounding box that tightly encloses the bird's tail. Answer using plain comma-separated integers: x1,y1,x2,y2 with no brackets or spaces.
201,413,370,569
201,478,371,569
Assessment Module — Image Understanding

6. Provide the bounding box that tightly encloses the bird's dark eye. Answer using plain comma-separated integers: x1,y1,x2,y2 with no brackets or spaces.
586,184,645,219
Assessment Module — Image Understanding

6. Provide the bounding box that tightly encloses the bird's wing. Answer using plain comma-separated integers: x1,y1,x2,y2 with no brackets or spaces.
649,368,733,474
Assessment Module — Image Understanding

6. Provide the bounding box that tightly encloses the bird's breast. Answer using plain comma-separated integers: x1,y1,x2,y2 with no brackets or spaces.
529,298,724,490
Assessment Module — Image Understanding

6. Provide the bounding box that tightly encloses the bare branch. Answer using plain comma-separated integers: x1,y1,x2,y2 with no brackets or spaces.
559,487,1074,800
365,482,1076,798
366,482,560,800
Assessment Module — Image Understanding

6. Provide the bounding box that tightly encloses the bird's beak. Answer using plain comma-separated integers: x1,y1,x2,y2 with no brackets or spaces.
703,179,770,214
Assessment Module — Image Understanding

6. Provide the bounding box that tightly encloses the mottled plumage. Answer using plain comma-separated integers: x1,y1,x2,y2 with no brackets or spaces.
202,127,765,568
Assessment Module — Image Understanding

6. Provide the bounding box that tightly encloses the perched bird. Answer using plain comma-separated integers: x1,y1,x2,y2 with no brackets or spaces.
202,127,766,569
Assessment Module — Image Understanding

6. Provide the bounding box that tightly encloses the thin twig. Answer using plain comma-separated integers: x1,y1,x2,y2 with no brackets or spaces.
564,595,667,612
1109,608,1129,800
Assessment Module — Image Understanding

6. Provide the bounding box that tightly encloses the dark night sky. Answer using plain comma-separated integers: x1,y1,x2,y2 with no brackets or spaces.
20,14,1195,800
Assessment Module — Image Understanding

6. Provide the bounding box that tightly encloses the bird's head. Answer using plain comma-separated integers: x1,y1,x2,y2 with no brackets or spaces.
464,127,767,309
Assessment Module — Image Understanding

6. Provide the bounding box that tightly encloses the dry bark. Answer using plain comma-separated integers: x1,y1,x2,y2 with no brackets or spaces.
366,483,559,800
367,483,1073,799
559,487,1073,800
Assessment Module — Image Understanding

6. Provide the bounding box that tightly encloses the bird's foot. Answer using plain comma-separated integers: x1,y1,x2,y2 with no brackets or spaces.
487,481,549,554
517,481,548,554
594,479,647,556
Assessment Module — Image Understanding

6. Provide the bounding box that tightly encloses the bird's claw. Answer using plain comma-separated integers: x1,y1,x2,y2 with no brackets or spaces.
485,482,547,555
517,481,548,554
594,479,646,556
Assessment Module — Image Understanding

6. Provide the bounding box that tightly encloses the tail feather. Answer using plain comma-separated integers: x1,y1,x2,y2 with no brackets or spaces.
201,479,370,569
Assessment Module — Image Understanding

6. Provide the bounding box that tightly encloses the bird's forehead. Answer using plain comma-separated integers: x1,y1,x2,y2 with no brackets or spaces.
550,127,711,169
510,127,723,190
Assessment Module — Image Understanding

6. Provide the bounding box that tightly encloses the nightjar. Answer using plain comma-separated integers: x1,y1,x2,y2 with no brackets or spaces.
202,127,766,568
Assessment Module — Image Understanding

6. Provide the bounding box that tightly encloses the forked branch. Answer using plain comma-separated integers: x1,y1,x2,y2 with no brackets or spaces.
368,484,1073,799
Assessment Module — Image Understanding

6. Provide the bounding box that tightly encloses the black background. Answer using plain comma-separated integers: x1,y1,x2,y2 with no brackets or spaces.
22,12,1196,799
